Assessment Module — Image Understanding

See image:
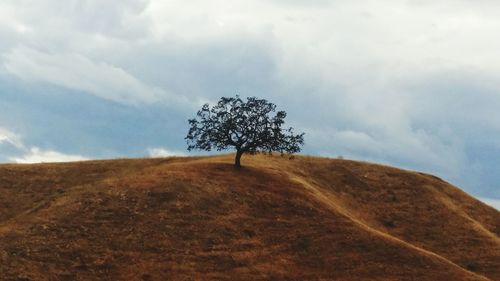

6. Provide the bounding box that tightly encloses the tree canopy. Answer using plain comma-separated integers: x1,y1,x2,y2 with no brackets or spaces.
186,96,305,167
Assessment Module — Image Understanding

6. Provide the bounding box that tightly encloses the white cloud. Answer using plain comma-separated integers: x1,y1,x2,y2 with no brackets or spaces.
0,127,88,164
0,128,24,149
478,197,500,211
10,147,88,164
147,147,186,158
2,46,182,105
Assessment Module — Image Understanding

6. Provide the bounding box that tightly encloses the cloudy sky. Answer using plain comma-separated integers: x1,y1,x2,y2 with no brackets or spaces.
0,0,499,208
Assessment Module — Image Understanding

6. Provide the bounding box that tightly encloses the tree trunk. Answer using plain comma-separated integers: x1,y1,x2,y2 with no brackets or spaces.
234,150,244,168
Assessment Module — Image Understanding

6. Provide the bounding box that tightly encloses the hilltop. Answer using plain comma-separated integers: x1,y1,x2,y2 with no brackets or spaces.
0,154,498,280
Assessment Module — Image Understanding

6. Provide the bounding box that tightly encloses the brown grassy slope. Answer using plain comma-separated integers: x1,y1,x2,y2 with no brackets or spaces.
0,154,498,281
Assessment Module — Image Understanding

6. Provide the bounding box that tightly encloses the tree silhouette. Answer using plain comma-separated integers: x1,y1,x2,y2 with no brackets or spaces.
186,96,305,167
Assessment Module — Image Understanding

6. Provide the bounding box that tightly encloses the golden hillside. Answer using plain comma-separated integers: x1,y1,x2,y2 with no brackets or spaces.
0,154,498,280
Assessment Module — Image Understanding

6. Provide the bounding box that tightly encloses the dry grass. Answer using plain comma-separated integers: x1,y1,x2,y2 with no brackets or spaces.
0,154,498,280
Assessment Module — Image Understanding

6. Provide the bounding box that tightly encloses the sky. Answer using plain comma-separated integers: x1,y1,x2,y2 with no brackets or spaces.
0,0,499,209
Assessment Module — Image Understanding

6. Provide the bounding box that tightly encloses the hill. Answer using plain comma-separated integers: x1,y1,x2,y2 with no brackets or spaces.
0,154,498,280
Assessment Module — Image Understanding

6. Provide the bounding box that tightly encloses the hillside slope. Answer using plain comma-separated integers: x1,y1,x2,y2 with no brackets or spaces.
0,154,498,281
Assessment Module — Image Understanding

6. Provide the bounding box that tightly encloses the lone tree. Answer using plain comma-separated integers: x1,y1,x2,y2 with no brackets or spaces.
186,96,305,167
